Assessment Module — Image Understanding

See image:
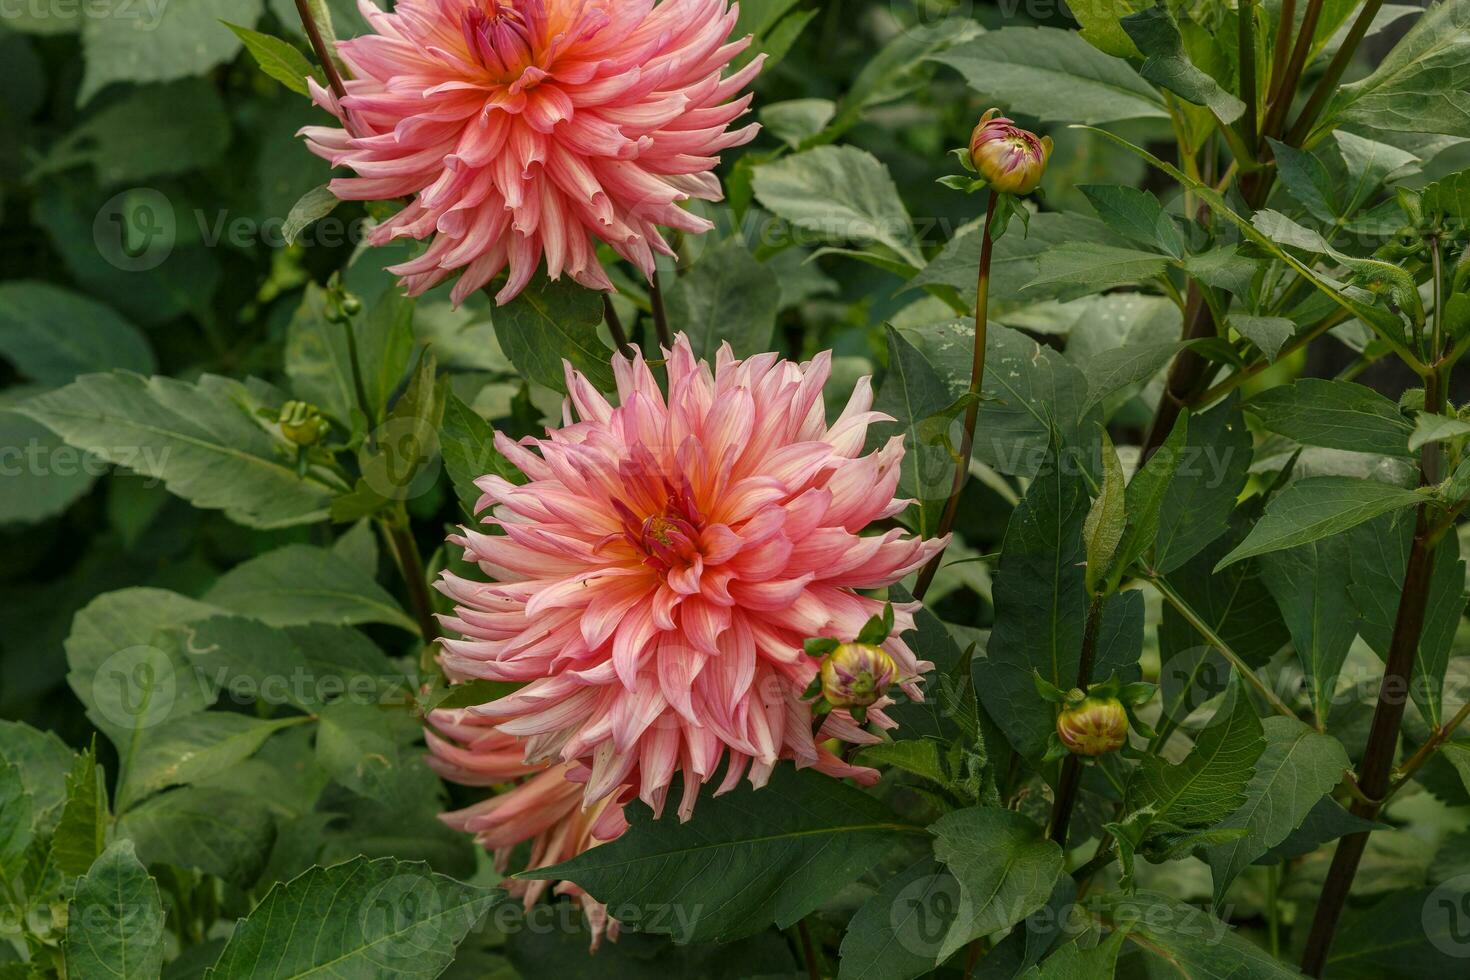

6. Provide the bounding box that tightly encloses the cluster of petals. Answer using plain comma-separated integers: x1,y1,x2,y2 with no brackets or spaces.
299,0,763,304
427,710,624,948
431,335,948,836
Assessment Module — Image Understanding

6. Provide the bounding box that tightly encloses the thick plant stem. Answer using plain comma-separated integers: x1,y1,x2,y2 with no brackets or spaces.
1261,0,1326,141
1142,287,1217,458
292,0,356,134
1047,595,1105,849
649,270,673,348
382,517,441,646
1300,362,1447,975
1286,0,1386,145
602,295,634,358
912,193,999,600
796,920,820,980
1299,508,1436,976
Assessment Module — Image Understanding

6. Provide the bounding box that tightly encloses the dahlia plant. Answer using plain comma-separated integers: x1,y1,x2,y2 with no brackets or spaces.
7,0,1470,978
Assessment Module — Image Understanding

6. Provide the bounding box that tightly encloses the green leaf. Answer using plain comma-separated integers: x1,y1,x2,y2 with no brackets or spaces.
1113,411,1189,579
930,808,1064,960
837,858,961,980
34,80,231,185
65,588,221,760
15,372,341,528
117,786,275,888
225,22,318,96
758,98,836,149
1268,138,1341,224
1020,929,1128,978
440,391,520,519
1080,185,1183,257
910,210,1124,307
1245,379,1414,457
1259,535,1357,724
664,238,779,359
206,856,499,979
1070,0,1150,57
0,762,32,890
1089,892,1302,977
520,766,920,943
1347,512,1464,727
1025,242,1172,298
316,701,438,808
855,739,949,787
1230,315,1297,361
282,185,340,245
1328,884,1470,978
974,450,1089,759
204,544,418,633
932,26,1167,124
0,393,100,525
0,282,152,384
1206,718,1350,904
1258,796,1377,863
1410,412,1470,451
493,276,614,394
285,284,415,428
1155,393,1252,574
752,146,921,267
354,349,446,507
1215,477,1424,570
1083,432,1127,593
899,319,1097,479
119,714,306,812
1125,685,1266,848
872,326,953,537
79,0,265,104
50,743,108,877
1081,341,1185,412
1122,5,1245,123
1329,0,1470,136
65,841,164,980
0,720,76,830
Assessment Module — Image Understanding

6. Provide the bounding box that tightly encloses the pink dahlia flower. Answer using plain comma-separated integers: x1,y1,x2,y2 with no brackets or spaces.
428,709,626,948
299,0,763,305
435,336,947,822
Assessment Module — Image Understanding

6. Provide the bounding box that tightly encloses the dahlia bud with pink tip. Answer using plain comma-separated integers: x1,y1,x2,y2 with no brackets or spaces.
1056,691,1129,756
820,642,899,709
968,109,1052,196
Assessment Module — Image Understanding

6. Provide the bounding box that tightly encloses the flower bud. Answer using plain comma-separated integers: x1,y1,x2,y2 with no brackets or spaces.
968,109,1052,196
1056,693,1128,756
278,400,329,447
820,642,898,709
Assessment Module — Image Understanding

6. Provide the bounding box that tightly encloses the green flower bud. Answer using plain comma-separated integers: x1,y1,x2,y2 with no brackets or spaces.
278,400,329,447
1056,694,1128,756
819,642,898,709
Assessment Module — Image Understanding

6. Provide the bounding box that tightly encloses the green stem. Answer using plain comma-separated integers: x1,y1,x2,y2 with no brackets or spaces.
1285,0,1386,144
648,270,673,348
380,514,440,647
1146,574,1298,721
1238,0,1259,152
1047,595,1106,849
603,295,634,358
796,919,821,980
292,0,355,133
912,192,999,600
1261,0,1325,141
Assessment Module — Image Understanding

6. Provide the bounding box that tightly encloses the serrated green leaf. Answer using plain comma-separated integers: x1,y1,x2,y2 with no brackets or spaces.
1230,315,1297,361
225,22,318,96
0,282,153,384
206,856,499,979
664,238,779,359
119,713,307,812
1216,477,1424,569
1122,6,1245,123
931,26,1167,125
872,326,953,537
1155,393,1252,574
204,544,417,633
1080,184,1183,257
1245,379,1414,457
493,276,613,394
1083,432,1126,593
66,841,164,980
118,786,275,889
1259,535,1357,724
837,857,960,980
50,743,107,877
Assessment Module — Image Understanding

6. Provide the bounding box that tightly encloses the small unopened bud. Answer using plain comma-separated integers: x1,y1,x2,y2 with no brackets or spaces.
278,400,329,447
1057,694,1128,756
820,642,897,709
968,109,1052,196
